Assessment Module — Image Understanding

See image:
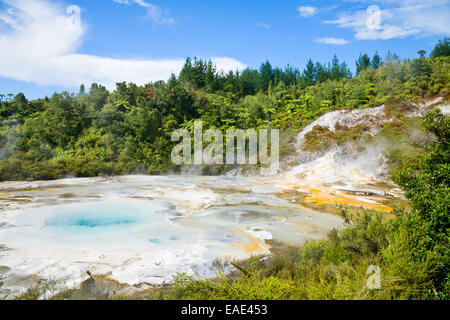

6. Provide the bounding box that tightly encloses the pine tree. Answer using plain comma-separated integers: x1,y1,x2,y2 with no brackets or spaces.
315,62,330,83
356,53,371,75
205,60,217,91
283,64,299,87
372,52,382,69
179,57,193,84
330,55,341,81
190,58,206,88
302,59,316,86
431,38,450,58
168,74,178,88
259,60,273,92
240,69,258,96
79,84,85,95
385,50,400,63
340,62,352,79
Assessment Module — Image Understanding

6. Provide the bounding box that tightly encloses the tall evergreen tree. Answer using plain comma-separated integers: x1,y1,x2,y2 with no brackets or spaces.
340,62,352,79
302,59,316,86
356,53,371,75
240,69,259,96
372,52,382,69
385,50,400,63
431,37,450,58
330,55,342,81
190,58,207,88
179,57,193,84
168,73,178,88
205,60,217,91
259,60,273,92
283,64,300,87
315,62,330,83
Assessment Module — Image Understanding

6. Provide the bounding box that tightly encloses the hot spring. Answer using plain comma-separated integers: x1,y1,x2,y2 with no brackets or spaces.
1,199,193,250
1,174,393,298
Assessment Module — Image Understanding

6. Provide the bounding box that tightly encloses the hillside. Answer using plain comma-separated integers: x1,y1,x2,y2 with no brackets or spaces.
0,55,449,181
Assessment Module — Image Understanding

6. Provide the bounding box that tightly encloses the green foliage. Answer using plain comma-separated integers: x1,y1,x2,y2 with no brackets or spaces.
302,124,369,153
372,52,382,69
356,53,371,75
392,110,449,296
431,38,450,58
371,117,428,173
0,54,449,182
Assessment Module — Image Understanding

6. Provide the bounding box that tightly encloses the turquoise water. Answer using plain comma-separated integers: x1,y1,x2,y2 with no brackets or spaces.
3,199,193,249
41,201,155,235
46,214,140,229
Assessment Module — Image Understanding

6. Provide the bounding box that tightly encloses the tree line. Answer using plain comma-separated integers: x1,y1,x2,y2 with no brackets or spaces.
0,39,448,180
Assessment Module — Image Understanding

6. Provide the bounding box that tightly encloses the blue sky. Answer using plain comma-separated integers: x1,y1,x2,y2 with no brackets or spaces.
0,0,449,99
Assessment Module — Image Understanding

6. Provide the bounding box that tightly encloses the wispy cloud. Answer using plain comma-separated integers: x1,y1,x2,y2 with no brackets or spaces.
256,22,271,29
315,37,350,45
297,6,318,18
0,0,246,90
325,0,450,40
113,0,175,25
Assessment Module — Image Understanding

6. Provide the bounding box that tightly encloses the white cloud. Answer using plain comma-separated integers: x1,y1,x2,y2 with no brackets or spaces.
297,6,318,18
256,22,271,29
210,57,247,72
113,0,174,25
0,0,246,90
315,37,350,45
325,0,450,40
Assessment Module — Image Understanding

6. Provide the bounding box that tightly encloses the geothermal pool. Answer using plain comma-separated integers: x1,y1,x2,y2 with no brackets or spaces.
0,168,402,299
0,175,350,298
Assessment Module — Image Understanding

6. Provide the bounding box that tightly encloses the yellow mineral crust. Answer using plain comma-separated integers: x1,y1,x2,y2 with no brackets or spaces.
302,186,392,212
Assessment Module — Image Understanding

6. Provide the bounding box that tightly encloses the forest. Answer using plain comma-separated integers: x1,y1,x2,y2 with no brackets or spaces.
0,38,449,181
